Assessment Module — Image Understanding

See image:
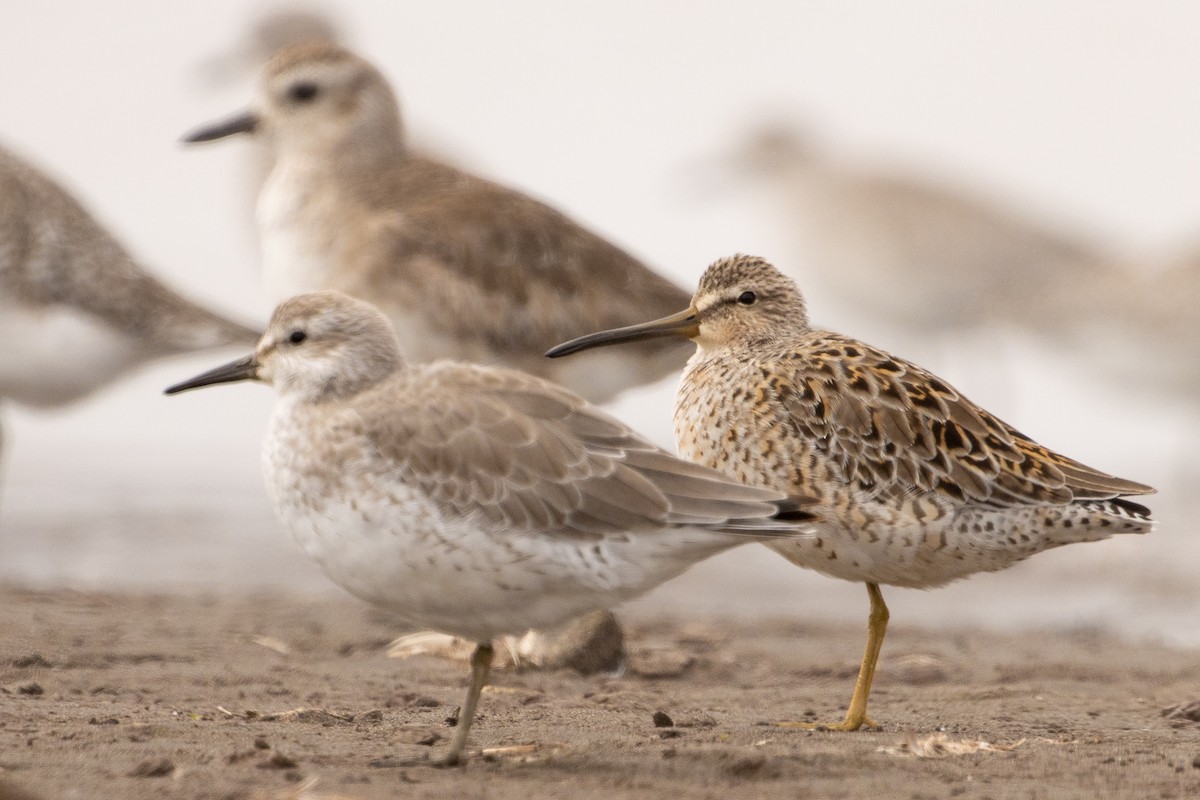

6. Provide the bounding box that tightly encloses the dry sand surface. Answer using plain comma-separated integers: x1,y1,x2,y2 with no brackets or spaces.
2,585,1200,799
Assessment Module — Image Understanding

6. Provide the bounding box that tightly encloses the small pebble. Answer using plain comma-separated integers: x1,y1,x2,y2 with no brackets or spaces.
259,751,298,770
12,654,52,668
129,758,174,778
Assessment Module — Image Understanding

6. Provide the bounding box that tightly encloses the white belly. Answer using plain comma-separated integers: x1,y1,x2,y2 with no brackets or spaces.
262,409,730,641
763,501,1080,590
267,491,713,642
0,301,140,408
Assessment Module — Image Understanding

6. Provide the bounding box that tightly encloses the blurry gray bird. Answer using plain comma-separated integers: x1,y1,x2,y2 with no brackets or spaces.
719,124,1129,341
182,42,692,403
0,143,259,459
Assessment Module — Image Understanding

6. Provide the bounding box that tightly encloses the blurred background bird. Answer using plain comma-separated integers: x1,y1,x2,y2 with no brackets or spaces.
0,143,259,471
704,124,1129,346
182,42,693,404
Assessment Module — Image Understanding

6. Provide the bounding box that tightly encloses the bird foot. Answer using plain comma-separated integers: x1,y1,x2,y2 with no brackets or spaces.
772,716,880,732
388,612,625,676
369,751,468,769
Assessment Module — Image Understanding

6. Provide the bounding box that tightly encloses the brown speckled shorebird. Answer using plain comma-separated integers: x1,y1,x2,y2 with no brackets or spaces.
0,143,259,457
181,42,691,403
165,290,817,765
548,253,1155,731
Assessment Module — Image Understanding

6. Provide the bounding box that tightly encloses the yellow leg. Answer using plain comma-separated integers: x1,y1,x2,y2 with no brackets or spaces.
436,642,494,766
776,582,889,731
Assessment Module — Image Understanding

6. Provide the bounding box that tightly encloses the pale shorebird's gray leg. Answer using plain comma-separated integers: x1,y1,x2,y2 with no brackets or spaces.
776,582,888,731
436,643,494,767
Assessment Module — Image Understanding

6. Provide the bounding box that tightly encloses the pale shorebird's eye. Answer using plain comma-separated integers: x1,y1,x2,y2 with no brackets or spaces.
288,330,308,345
287,82,320,103
737,291,757,306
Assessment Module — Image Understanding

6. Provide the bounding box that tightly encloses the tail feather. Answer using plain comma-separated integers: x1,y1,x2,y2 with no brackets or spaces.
1108,497,1153,519
716,494,820,537
773,494,822,523
1077,497,1154,536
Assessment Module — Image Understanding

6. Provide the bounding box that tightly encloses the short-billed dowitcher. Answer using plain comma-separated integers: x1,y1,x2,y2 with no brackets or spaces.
182,42,692,403
165,290,816,765
548,253,1154,731
0,143,258,456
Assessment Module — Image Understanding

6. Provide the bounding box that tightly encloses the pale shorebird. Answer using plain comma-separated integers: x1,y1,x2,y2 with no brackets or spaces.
0,143,259,455
548,253,1155,731
181,42,693,404
165,290,816,765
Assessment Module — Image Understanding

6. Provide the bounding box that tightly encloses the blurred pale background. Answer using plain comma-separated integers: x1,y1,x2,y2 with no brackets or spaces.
2,2,1197,641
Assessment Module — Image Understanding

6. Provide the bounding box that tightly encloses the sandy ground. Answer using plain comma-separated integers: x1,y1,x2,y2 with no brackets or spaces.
3,584,1200,800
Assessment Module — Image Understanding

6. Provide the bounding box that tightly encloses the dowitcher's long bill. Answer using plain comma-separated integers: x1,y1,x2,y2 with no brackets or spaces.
166,290,816,765
181,41,693,403
545,306,700,357
549,253,1155,732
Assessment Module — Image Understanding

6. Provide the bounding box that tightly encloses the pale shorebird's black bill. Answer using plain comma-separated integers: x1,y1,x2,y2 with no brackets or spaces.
545,306,700,358
164,355,259,395
181,111,260,143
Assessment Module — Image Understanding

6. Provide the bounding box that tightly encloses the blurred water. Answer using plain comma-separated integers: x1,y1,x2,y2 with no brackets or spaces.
2,2,1198,643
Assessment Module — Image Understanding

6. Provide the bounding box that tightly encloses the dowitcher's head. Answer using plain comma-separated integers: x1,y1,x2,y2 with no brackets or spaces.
183,42,403,162
546,254,809,357
166,291,403,402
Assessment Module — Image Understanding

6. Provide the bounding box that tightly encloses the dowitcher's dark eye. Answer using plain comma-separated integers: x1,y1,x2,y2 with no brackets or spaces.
288,330,307,345
737,291,757,305
288,82,319,103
